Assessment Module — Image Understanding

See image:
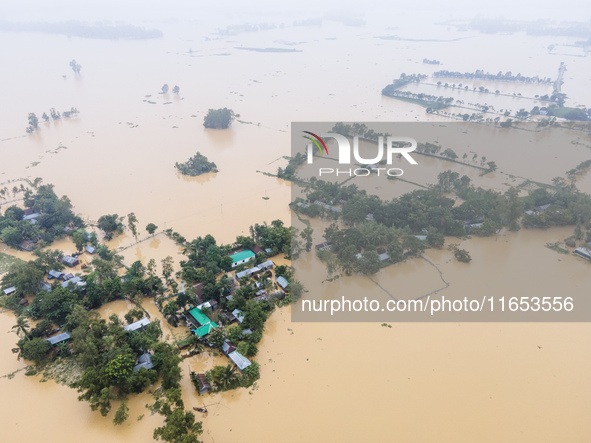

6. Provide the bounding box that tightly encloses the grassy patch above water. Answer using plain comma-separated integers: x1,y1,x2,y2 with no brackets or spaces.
0,251,25,275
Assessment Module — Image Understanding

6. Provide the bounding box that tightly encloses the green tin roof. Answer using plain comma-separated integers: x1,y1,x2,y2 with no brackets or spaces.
188,307,211,326
230,250,255,263
194,322,218,338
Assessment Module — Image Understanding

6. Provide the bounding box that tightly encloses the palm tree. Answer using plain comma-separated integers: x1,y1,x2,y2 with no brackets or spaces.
218,275,233,295
12,316,30,338
187,336,205,355
215,364,239,390
341,261,354,276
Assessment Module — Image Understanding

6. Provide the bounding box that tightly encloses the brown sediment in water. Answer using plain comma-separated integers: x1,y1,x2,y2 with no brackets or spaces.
0,14,591,443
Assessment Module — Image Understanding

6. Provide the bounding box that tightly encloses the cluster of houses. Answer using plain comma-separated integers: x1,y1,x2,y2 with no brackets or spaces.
47,269,86,290
42,317,155,371
313,200,342,213
193,336,252,395
524,204,553,216
180,255,291,388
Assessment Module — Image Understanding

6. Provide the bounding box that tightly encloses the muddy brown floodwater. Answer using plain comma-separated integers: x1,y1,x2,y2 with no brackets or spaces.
1,9,591,443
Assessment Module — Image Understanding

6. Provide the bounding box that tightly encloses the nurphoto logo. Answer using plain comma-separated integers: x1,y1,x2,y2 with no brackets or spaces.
303,131,418,177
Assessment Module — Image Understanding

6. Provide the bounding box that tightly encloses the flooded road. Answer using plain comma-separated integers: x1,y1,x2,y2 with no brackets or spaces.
1,5,591,443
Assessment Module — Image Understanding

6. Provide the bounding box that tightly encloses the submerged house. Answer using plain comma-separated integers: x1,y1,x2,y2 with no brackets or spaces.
195,373,211,394
85,245,96,254
45,331,72,346
194,322,218,339
250,245,263,255
230,250,256,268
187,307,212,328
48,270,65,280
276,276,289,290
228,350,251,371
187,306,218,338
235,267,259,281
62,255,80,267
258,260,274,271
232,309,245,324
123,318,151,333
61,276,86,289
133,352,155,371
315,242,332,251
574,247,591,261
222,339,237,355
40,281,52,292
22,213,41,223
378,252,391,262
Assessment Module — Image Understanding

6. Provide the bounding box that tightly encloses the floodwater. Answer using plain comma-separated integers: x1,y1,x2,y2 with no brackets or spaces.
1,5,591,443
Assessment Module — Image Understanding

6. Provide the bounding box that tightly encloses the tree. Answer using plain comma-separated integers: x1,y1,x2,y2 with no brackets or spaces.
69,59,82,74
203,108,234,129
300,226,313,252
357,251,381,275
207,328,227,350
28,113,39,129
41,112,49,122
146,223,158,236
147,258,157,277
1,226,23,248
161,84,169,94
152,388,203,443
72,230,86,253
22,337,52,364
426,228,445,249
113,400,129,425
210,364,239,390
175,152,217,176
441,148,458,159
486,161,498,172
97,214,122,234
2,261,44,295
161,256,174,284
12,316,30,338
454,248,471,263
172,85,180,94
127,212,139,241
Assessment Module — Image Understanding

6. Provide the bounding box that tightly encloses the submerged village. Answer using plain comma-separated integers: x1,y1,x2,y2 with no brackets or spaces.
3,92,591,443
0,109,298,440
1,13,591,442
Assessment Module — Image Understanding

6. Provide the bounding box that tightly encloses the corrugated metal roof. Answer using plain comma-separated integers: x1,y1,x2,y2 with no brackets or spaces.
258,260,273,269
45,331,72,345
232,309,245,323
123,318,151,332
228,351,251,371
133,353,155,371
61,276,82,288
276,276,289,288
3,286,16,295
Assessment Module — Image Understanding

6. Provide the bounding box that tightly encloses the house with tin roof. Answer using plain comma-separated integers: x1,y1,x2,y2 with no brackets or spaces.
123,318,151,333
276,276,289,290
45,331,72,346
228,350,251,371
230,250,256,268
133,352,155,371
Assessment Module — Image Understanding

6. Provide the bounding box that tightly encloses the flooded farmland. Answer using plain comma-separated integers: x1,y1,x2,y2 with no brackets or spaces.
1,2,591,442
